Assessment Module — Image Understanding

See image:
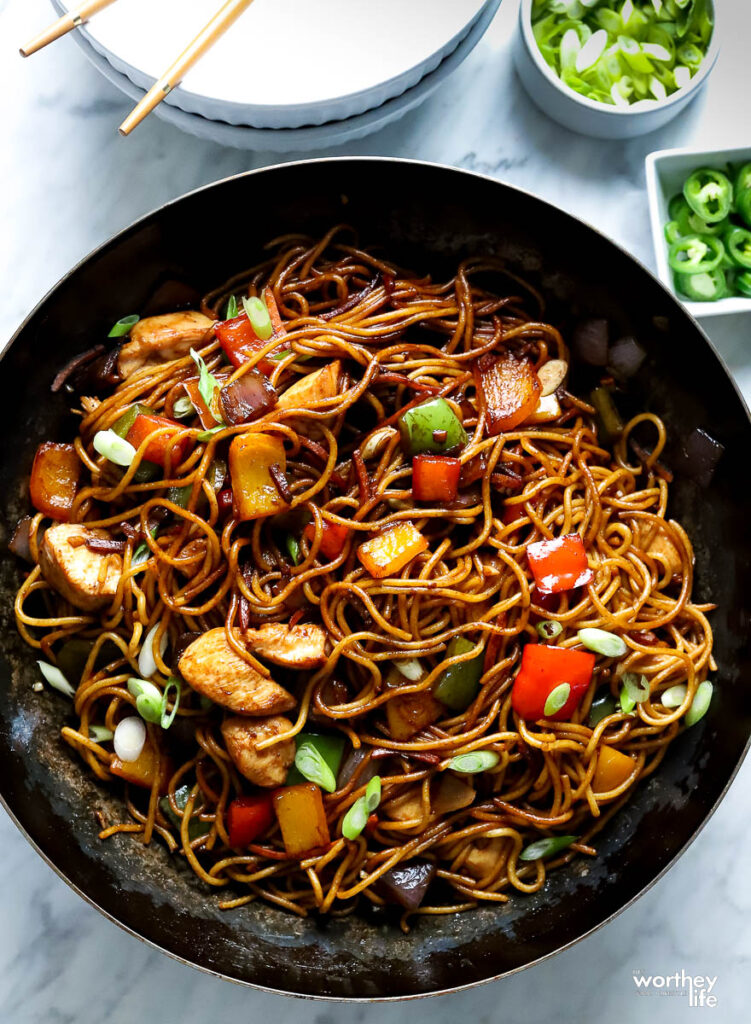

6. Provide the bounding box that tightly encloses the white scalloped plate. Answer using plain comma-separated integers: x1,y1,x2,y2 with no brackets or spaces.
52,0,487,129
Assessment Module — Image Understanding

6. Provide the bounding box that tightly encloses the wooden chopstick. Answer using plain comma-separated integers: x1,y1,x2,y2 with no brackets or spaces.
118,0,256,136
20,0,119,57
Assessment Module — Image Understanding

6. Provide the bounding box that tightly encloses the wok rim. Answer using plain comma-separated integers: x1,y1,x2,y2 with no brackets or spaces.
2,155,750,1001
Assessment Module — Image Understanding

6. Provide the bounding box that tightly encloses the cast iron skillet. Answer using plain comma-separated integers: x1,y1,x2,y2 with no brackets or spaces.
1,159,750,1000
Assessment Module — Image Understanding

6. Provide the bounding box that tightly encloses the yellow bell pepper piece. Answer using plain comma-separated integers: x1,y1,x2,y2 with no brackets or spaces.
229,432,288,521
357,522,428,579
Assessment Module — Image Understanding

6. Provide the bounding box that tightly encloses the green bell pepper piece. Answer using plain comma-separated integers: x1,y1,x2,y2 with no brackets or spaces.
285,732,345,788
590,386,623,445
159,784,210,840
434,637,484,712
398,397,467,456
587,690,617,727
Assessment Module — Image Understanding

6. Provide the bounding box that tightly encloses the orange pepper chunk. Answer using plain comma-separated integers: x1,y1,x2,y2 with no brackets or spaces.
272,782,330,857
592,745,636,795
125,413,192,469
30,442,81,521
357,522,428,579
229,432,288,521
110,742,170,793
474,353,542,436
303,520,351,559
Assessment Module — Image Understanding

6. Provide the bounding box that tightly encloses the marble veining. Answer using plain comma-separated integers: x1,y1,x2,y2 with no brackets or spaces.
1,0,749,1020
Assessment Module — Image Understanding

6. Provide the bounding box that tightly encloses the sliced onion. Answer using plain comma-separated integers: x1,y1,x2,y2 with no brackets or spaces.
219,370,277,426
138,623,168,678
114,716,146,762
573,319,609,366
37,661,76,698
393,658,423,681
673,428,724,488
608,336,646,379
93,429,136,467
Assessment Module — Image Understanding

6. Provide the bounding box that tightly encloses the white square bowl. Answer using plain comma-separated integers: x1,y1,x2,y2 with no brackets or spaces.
646,144,751,319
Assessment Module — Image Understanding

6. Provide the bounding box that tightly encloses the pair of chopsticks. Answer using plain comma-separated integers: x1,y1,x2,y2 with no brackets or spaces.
20,0,256,135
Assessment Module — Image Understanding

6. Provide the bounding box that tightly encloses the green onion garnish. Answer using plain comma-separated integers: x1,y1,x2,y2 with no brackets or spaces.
286,534,301,565
88,725,114,743
225,295,239,319
519,835,578,862
242,296,273,341
536,620,563,642
544,682,571,717
622,671,649,703
620,689,636,714
93,429,137,467
127,677,163,724
196,426,225,442
295,740,337,793
447,750,500,774
108,314,139,338
661,683,687,708
685,680,713,727
172,396,195,419
160,677,181,730
190,348,224,414
37,661,76,698
578,628,628,658
342,776,382,840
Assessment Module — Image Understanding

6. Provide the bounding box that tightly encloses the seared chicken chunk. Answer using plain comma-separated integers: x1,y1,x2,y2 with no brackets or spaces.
221,715,295,787
244,622,328,670
178,628,295,715
383,786,425,822
433,773,475,815
39,523,121,612
117,312,213,378
277,361,341,412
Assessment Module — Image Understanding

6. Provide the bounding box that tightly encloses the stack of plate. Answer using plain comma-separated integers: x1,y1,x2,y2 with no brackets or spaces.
52,0,503,150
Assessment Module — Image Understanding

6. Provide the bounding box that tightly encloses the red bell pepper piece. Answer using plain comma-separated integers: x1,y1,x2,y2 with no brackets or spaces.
217,487,234,518
125,413,192,469
304,520,350,559
527,534,593,595
215,288,285,374
183,371,230,429
30,442,81,521
511,643,595,721
227,794,274,847
411,454,461,502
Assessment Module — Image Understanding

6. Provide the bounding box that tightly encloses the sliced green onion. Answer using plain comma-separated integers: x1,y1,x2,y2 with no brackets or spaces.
190,348,224,414
622,671,649,703
114,716,146,762
519,835,578,862
661,683,687,708
225,295,239,319
578,628,628,658
286,534,301,565
620,689,636,714
160,677,181,730
108,314,139,338
88,725,114,743
242,296,273,341
544,682,571,716
536,620,563,642
685,680,712,727
132,542,150,568
197,426,225,442
575,28,608,71
93,429,136,467
172,396,195,419
447,750,500,774
138,622,168,678
37,661,76,698
128,676,163,724
342,775,382,840
295,739,338,793
393,658,424,681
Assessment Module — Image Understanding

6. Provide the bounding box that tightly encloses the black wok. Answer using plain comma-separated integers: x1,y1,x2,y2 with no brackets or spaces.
1,158,749,1000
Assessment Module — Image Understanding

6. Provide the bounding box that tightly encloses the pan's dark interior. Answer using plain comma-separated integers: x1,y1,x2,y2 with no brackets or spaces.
1,159,749,1000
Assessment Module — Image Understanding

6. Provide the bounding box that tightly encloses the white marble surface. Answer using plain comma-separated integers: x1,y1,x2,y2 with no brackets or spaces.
1,0,750,1020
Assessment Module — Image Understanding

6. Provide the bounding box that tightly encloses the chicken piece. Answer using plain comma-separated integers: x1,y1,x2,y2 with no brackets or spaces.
244,622,328,669
221,715,295,787
386,689,442,741
636,521,683,578
178,628,295,715
464,838,505,880
277,361,341,412
39,523,122,612
383,786,426,822
117,312,213,378
432,773,475,815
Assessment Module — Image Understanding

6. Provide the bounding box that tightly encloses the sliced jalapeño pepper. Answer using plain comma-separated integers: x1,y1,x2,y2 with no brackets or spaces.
668,196,727,238
683,168,733,224
735,271,751,299
725,226,751,270
734,163,751,199
668,235,725,275
736,188,751,230
675,269,727,302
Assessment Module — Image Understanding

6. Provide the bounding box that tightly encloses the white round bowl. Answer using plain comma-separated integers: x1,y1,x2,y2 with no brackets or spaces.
513,0,720,139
